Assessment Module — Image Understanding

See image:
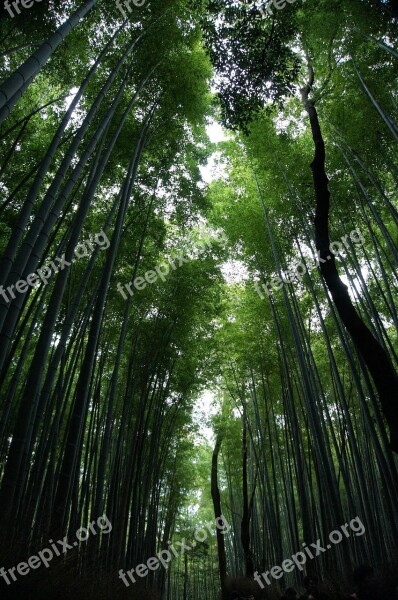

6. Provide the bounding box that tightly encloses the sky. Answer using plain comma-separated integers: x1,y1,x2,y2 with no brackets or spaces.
193,389,217,445
192,120,249,444
199,119,228,184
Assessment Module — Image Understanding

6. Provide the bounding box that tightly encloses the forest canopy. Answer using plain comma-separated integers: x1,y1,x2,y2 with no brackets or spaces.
0,1,397,599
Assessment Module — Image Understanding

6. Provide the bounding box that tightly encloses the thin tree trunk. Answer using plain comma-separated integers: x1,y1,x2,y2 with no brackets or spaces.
241,403,254,578
0,0,98,121
211,434,227,600
301,58,398,452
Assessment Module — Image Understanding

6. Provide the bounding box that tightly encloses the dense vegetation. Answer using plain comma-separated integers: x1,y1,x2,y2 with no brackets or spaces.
0,0,397,599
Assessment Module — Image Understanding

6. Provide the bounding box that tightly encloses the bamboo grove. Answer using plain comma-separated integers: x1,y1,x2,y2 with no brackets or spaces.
0,0,397,599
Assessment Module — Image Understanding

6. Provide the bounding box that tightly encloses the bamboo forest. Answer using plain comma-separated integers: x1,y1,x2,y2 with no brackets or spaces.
0,0,397,598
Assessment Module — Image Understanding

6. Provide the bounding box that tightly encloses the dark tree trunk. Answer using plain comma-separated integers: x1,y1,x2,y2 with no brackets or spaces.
241,405,254,578
0,0,98,122
301,60,398,453
211,434,228,600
